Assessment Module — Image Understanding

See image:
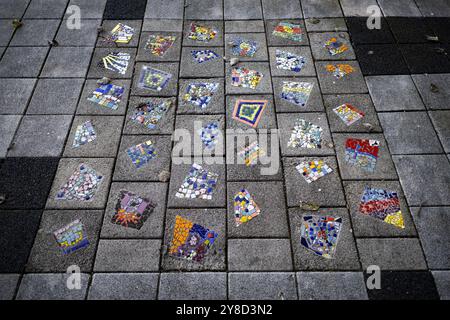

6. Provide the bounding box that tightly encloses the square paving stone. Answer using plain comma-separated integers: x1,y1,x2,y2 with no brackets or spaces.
0,47,48,77
366,75,425,111
340,0,379,17
41,47,94,78
283,156,346,207
137,32,182,62
301,0,342,18
343,181,417,237
0,0,29,18
228,239,293,271
224,33,268,62
10,19,60,46
104,0,146,19
225,62,273,94
46,157,114,209
0,77,33,112
229,272,298,300
0,46,5,57
87,48,136,79
158,272,227,300
26,210,102,272
178,78,225,114
144,0,184,19
182,20,224,47
132,62,178,96
429,111,450,152
333,133,398,180
297,272,368,300
76,79,131,115
412,74,450,111
63,116,123,157
123,96,175,135
269,46,316,77
0,210,42,272
65,0,107,19
97,20,142,48
416,0,450,17
180,47,225,78
224,0,263,20
161,209,226,271
304,18,347,32
262,0,302,19
0,274,20,300
185,0,223,20
393,155,450,206
411,207,450,269
101,182,167,239
24,0,68,18
113,135,172,181
0,115,21,157
8,115,72,157
316,61,367,94
387,17,435,44
400,44,450,74
278,113,334,156
357,238,427,270
27,79,84,115
226,95,277,130
227,181,288,238
0,20,15,46
378,0,422,16
265,19,309,46
273,77,324,113
323,94,382,133
225,20,265,33
289,208,360,271
345,17,395,45
88,273,159,300
94,239,161,272
379,112,443,154
432,271,450,300
142,19,183,32
309,32,355,60
16,273,90,300
355,44,409,76
56,19,101,46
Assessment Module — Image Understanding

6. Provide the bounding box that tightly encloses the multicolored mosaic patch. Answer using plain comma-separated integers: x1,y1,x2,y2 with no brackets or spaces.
229,37,258,57
232,99,267,128
231,67,263,89
288,119,323,149
324,37,348,55
333,103,365,126
111,190,156,230
137,65,172,91
234,189,261,227
126,140,157,169
300,215,342,259
87,83,124,110
98,52,130,75
56,163,103,201
191,49,219,63
275,49,305,72
188,22,217,42
281,81,313,107
131,99,172,130
198,122,220,149
72,120,96,148
145,35,176,56
109,23,135,43
54,219,89,255
238,141,265,166
345,138,380,172
326,64,354,79
175,163,218,200
182,82,219,109
272,21,303,42
296,160,333,183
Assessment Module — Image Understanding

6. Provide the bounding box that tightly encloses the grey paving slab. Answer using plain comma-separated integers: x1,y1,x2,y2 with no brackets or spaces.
113,135,172,181
101,182,167,239
0,0,29,18
178,78,225,114
411,207,450,269
180,47,224,78
323,94,382,133
269,46,316,77
0,79,36,114
301,0,343,18
316,61,367,94
283,156,346,207
278,112,335,156
16,273,90,300
132,62,178,96
161,209,226,271
9,19,60,46
225,20,265,33
94,239,161,272
289,208,360,270
0,115,21,158
343,181,417,237
87,48,136,79
65,0,107,19
366,75,425,112
56,19,101,46
412,74,450,110
97,20,142,48
309,32,356,60
63,116,123,157
429,111,450,153
26,210,102,272
262,0,302,19
432,271,450,300
8,115,72,157
339,0,378,17
304,18,347,32
229,272,298,300
297,272,368,300
27,79,84,115
0,47,48,78
415,0,450,17
142,19,183,32
225,62,273,94
393,155,450,206
265,19,309,46
158,272,227,300
88,273,159,300
333,133,398,180
227,181,288,238
185,0,223,20
228,239,293,271
224,33,268,62
0,274,20,300
41,47,93,78
137,32,182,62
224,0,263,20
226,95,277,130
145,0,184,19
0,20,14,46
24,0,68,18
46,158,114,209
378,0,422,16
0,47,5,57
183,20,224,47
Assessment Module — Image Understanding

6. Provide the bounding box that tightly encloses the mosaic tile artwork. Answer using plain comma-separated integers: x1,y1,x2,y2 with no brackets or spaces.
126,140,157,169
324,37,348,56
326,64,354,79
233,189,261,227
333,103,365,126
238,141,265,166
296,160,333,183
231,67,263,90
345,138,380,172
56,163,103,201
182,82,219,109
191,49,219,63
130,99,172,130
275,49,305,73
98,52,130,75
229,37,258,57
109,23,135,43
54,219,89,255
300,215,342,259
281,81,313,107
175,163,219,200
87,83,124,110
198,122,220,149
145,35,176,56
359,187,405,229
111,190,156,230
72,120,96,148
272,21,303,42
137,65,172,91
232,99,267,128
187,22,218,42
169,215,218,263
288,119,323,149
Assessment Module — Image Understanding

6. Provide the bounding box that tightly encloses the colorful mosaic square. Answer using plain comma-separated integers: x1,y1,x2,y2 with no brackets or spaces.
175,163,218,200
359,187,405,229
229,37,258,57
333,103,365,126
238,141,265,166
169,215,218,263
188,23,217,42
98,52,130,75
111,190,156,230
72,120,96,148
324,37,348,56
345,138,380,172
234,189,261,227
109,23,135,43
300,215,342,259
191,49,219,63
288,119,323,149
56,163,103,201
326,64,354,79
54,219,89,255
182,82,219,109
275,49,305,72
232,99,267,128
281,81,313,107
296,160,333,183
87,83,124,110
198,122,220,149
231,67,263,89
272,22,303,42
126,140,157,169
137,65,172,91
146,35,176,56
131,99,172,130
